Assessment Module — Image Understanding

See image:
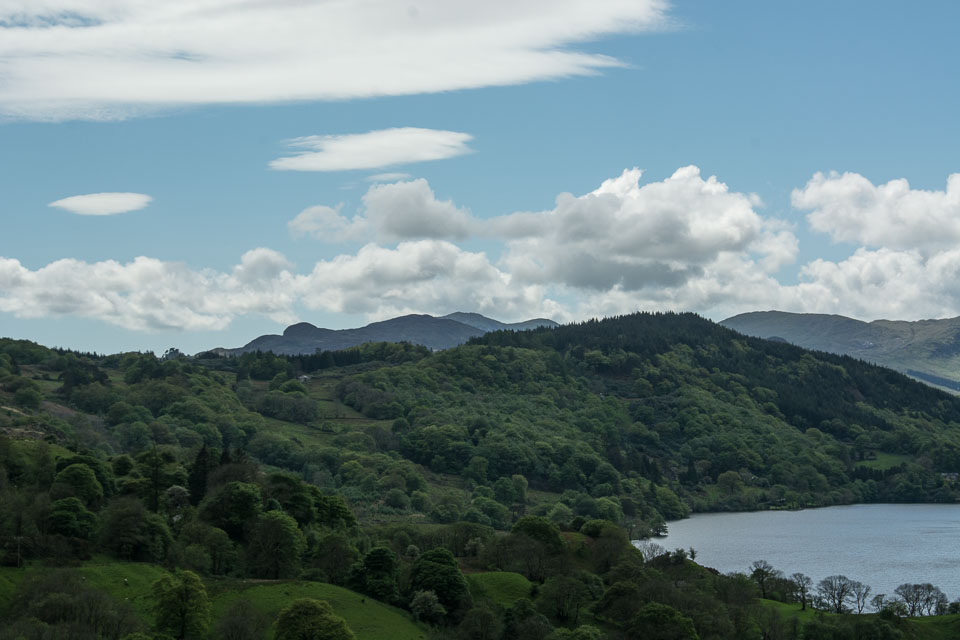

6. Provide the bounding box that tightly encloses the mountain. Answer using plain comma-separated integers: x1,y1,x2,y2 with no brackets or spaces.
441,311,557,333
721,310,960,391
217,312,559,355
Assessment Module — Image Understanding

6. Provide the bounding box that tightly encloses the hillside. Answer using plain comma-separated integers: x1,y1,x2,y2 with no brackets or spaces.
3,314,960,638
722,311,960,391
218,312,558,355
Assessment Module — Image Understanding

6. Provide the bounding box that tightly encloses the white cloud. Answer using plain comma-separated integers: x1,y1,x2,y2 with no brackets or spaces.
298,240,559,321
0,0,670,121
0,249,299,331
792,171,960,252
16,167,960,335
288,205,370,243
48,192,152,215
269,128,473,172
497,166,794,291
289,179,474,243
366,172,413,183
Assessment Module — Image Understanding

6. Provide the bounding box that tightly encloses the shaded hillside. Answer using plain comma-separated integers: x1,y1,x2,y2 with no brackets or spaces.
219,312,558,355
336,312,960,513
722,311,960,391
3,324,957,640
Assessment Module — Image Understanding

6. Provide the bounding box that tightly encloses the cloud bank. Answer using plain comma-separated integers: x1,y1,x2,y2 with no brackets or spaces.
48,192,153,215
0,0,671,121
6,168,959,332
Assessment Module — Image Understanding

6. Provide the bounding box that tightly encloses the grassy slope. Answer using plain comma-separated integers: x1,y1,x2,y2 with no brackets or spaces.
0,562,425,640
760,599,960,640
209,581,426,640
760,599,819,623
856,452,912,470
467,571,533,607
903,614,960,640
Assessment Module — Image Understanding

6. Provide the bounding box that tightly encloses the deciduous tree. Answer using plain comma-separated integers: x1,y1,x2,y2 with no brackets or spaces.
152,570,210,640
275,598,355,640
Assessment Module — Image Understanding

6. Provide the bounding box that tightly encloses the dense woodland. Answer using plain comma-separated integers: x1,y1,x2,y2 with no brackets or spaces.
1,313,960,639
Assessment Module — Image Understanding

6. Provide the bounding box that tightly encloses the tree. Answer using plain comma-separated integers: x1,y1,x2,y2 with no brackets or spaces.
101,497,172,561
152,570,210,640
51,463,104,508
214,598,269,640
595,581,642,622
628,602,699,640
457,606,503,640
347,546,400,603
187,445,211,505
750,560,781,599
817,575,854,614
199,481,262,539
536,576,591,625
870,593,887,613
788,572,812,610
410,590,447,625
851,580,872,614
246,510,305,579
894,583,923,616
275,598,356,640
137,445,185,512
308,532,359,585
47,497,97,540
409,547,471,616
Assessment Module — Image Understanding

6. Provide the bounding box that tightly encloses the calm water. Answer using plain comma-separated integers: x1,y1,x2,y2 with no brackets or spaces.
648,504,960,601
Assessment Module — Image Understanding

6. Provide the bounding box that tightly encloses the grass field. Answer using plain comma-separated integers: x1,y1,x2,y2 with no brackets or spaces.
467,571,533,607
903,614,960,640
760,598,820,623
0,562,425,640
209,580,426,640
856,452,912,470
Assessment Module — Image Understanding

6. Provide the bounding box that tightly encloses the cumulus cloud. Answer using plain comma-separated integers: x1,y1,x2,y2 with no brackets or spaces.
289,179,474,243
0,0,670,121
0,249,300,331
792,171,960,252
269,128,474,172
15,166,960,335
0,242,558,332
299,240,560,321
496,167,795,292
288,205,369,243
48,192,152,215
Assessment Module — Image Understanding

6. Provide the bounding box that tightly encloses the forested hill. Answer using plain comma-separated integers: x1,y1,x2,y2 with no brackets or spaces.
3,314,960,637
338,311,960,513
474,312,960,431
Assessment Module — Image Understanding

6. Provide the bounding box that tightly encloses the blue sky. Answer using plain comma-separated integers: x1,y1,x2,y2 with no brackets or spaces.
2,0,960,355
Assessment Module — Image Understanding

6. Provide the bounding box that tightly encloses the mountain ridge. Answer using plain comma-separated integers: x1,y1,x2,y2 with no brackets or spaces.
721,310,960,391
213,312,559,356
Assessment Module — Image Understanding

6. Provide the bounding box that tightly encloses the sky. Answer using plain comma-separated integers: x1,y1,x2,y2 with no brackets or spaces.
2,0,960,355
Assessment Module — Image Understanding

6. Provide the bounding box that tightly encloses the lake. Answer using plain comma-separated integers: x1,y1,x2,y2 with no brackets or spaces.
648,503,960,601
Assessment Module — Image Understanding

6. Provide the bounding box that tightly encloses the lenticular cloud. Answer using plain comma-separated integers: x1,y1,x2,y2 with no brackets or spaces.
48,192,153,216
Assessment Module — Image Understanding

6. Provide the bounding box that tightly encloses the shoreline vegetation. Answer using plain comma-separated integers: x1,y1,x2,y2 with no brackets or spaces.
3,312,960,638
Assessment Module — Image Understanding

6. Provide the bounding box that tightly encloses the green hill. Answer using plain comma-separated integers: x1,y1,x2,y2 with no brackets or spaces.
3,315,960,640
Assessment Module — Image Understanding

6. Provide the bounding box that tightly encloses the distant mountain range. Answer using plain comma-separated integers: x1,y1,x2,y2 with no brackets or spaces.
721,311,960,392
214,312,559,356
